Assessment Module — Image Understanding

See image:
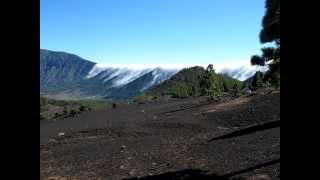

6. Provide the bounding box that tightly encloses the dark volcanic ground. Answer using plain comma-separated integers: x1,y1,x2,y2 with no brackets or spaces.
40,90,280,180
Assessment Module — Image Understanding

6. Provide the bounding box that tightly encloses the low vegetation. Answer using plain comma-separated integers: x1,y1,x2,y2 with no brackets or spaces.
132,93,157,104
40,96,110,121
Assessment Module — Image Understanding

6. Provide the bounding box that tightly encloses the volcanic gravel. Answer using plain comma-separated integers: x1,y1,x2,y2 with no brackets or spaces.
40,90,280,180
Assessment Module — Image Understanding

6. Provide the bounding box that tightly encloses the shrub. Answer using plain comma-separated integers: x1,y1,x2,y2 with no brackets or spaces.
40,114,46,120
62,108,68,115
54,112,60,118
132,94,153,104
69,109,78,116
79,105,86,112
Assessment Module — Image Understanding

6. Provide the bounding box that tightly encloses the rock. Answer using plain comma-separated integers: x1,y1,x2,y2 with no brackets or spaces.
48,138,57,143
46,177,60,180
121,145,126,151
129,169,136,176
152,162,157,166
58,132,65,136
120,165,125,169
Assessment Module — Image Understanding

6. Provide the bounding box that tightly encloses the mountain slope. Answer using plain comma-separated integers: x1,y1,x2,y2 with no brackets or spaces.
143,66,244,99
146,66,205,96
40,49,179,99
40,49,95,93
102,68,178,100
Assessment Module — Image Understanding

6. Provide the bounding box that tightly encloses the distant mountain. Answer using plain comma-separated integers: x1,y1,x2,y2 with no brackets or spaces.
40,49,178,100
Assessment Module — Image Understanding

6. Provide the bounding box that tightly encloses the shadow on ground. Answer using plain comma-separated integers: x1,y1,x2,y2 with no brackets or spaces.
208,120,280,142
122,169,230,180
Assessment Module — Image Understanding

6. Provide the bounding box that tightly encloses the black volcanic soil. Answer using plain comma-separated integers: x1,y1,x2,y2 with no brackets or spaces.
40,90,280,180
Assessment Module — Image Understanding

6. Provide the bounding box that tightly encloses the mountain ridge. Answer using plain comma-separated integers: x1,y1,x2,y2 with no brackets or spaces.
40,49,267,100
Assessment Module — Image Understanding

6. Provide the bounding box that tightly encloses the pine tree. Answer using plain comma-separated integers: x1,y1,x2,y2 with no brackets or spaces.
199,64,224,98
252,71,264,88
250,0,280,88
232,83,240,96
191,85,197,96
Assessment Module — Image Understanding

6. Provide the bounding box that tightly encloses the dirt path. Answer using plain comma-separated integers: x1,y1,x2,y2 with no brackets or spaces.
40,91,280,180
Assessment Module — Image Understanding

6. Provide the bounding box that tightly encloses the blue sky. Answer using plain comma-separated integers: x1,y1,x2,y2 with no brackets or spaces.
41,0,265,66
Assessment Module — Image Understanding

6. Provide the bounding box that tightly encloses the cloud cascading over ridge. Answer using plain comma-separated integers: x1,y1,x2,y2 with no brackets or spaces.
86,60,268,85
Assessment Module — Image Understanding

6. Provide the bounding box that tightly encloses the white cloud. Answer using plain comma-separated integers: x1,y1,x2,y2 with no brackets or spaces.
87,59,268,82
